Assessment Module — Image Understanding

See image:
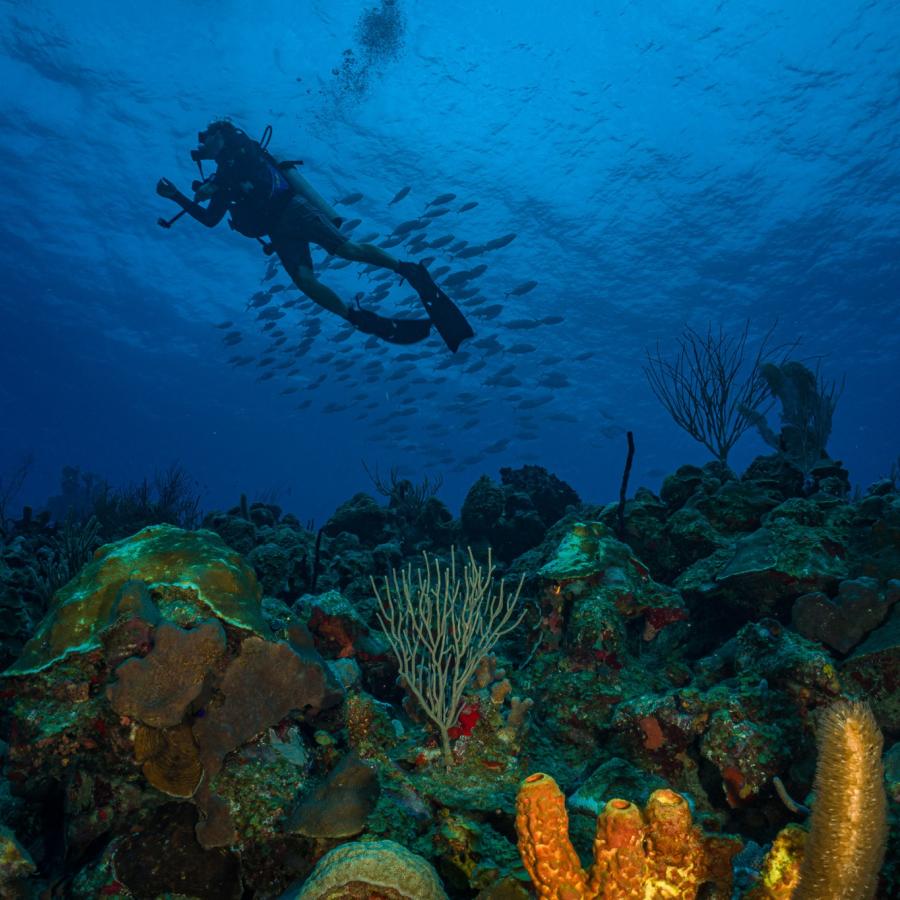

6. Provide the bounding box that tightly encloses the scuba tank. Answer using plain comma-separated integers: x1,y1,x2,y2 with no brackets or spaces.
274,159,345,229
259,126,344,229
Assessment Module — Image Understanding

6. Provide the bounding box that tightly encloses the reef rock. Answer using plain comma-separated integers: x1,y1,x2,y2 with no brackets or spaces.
499,464,581,528
841,604,900,731
0,525,343,868
792,577,900,654
677,499,850,617
324,492,391,546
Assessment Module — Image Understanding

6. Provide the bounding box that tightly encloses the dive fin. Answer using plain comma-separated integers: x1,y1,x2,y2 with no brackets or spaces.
398,262,475,353
348,307,431,345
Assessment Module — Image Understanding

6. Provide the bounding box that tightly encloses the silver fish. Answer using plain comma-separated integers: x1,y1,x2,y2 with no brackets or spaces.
427,192,456,207
506,280,538,297
484,233,517,251
392,218,428,237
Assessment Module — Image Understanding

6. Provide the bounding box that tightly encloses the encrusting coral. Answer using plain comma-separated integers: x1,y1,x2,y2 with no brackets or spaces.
133,722,204,799
107,619,226,727
515,772,741,899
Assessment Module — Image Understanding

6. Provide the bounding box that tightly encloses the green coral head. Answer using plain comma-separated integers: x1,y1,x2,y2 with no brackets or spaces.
3,525,267,676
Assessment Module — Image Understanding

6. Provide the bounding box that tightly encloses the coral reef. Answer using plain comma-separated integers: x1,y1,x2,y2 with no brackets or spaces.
0,455,897,898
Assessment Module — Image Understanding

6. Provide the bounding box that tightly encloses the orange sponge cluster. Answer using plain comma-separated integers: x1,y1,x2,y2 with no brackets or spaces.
516,772,741,899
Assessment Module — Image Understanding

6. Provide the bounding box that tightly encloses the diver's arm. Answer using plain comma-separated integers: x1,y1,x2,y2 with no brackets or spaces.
156,178,228,227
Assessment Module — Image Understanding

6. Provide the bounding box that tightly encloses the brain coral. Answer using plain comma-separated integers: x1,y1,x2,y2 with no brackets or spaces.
286,840,449,900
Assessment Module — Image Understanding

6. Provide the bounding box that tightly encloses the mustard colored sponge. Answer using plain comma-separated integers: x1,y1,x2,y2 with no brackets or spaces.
795,700,887,900
515,772,590,899
516,773,741,899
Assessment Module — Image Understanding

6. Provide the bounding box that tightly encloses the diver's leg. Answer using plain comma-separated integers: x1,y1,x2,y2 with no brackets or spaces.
333,241,402,272
268,219,352,321
288,264,351,320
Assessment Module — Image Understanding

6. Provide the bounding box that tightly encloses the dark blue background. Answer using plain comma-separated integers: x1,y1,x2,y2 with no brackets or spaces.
1,1,897,522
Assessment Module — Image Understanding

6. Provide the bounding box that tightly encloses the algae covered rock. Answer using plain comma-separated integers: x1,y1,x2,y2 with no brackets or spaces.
461,475,506,541
200,509,257,556
324,492,391,545
294,589,373,659
841,605,900,731
110,802,242,900
460,474,550,561
498,464,580,528
677,505,849,617
792,577,900,654
0,823,36,890
246,541,291,596
539,520,687,652
660,463,711,510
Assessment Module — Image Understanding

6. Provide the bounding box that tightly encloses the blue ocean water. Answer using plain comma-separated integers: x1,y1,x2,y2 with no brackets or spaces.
1,0,898,522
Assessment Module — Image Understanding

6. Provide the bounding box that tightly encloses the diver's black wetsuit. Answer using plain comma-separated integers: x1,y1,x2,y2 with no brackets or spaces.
159,122,472,350
171,167,350,275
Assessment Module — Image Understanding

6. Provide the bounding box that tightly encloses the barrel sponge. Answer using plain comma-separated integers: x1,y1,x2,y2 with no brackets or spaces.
287,840,448,899
795,700,887,899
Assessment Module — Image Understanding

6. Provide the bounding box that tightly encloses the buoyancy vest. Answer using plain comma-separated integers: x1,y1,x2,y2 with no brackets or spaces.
213,129,293,238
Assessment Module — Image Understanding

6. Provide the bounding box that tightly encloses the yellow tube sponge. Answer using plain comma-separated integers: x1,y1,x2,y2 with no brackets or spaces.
794,700,887,900
516,774,741,899
516,772,591,899
589,798,646,896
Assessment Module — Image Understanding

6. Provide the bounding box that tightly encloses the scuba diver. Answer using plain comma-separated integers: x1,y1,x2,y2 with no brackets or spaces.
156,120,473,352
